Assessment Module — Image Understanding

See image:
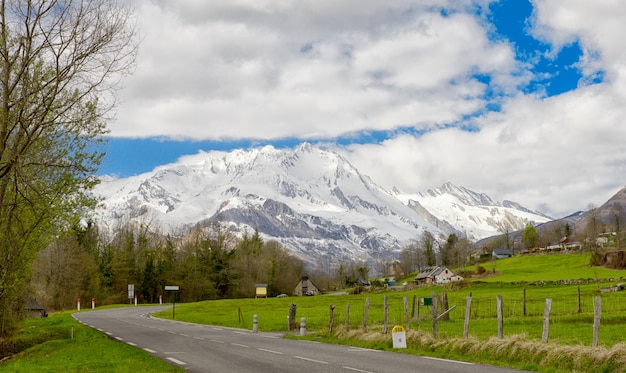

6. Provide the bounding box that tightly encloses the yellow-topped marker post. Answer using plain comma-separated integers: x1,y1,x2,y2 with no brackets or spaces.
391,325,407,348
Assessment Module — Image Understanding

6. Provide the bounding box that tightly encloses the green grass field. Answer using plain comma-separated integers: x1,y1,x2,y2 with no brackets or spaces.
469,253,625,282
0,311,182,372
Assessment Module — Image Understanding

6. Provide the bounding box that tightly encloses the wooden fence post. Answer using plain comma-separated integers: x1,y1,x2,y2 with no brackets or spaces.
411,294,417,319
328,304,335,335
593,296,601,347
403,296,409,330
363,297,370,331
497,295,503,339
464,296,472,339
542,298,552,342
345,303,350,332
440,293,450,320
577,286,582,314
383,295,389,334
432,292,438,339
288,303,297,331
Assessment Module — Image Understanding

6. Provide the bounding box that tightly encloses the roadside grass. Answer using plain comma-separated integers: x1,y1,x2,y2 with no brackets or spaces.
0,311,182,372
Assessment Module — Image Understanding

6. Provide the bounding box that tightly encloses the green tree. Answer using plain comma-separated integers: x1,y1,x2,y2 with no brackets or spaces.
421,231,437,267
521,223,538,250
0,0,137,334
441,233,458,266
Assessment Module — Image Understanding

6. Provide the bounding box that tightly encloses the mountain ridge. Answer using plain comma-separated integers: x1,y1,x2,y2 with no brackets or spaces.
94,144,551,264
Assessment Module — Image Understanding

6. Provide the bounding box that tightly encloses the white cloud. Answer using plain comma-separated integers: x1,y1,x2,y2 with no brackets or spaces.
111,0,626,218
114,1,514,139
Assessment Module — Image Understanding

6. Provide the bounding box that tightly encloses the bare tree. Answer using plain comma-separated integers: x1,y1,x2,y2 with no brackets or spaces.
0,0,137,334
496,215,520,254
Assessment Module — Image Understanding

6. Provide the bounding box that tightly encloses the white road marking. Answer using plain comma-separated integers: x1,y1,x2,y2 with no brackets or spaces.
210,339,225,343
211,327,223,331
115,337,124,341
258,348,282,355
193,336,204,340
294,356,328,364
127,342,137,346
97,328,103,332
347,347,381,353
144,348,157,353
231,343,248,348
261,335,279,339
233,331,248,335
343,367,373,373
180,333,189,337
105,332,113,336
166,357,187,365
422,356,473,365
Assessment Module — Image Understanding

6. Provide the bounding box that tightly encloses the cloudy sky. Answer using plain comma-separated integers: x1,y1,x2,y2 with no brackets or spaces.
102,0,626,218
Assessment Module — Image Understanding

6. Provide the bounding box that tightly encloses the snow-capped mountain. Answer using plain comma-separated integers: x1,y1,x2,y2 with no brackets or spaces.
393,182,552,241
93,144,551,264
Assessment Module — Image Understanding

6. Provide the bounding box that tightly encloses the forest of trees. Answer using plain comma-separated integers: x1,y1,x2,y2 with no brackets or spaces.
26,218,395,313
28,222,308,310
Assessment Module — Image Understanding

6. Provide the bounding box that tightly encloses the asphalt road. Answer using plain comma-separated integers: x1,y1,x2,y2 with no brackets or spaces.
74,306,529,373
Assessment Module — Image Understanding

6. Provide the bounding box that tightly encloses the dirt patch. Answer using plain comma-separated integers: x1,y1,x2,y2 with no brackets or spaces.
602,251,626,269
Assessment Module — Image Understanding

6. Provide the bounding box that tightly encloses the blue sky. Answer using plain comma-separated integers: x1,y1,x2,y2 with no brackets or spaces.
101,0,626,217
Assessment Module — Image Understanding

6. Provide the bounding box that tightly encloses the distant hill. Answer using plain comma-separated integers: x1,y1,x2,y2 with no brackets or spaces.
477,186,626,249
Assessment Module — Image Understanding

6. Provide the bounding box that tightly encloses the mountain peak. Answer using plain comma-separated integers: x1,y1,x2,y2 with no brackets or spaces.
93,145,554,264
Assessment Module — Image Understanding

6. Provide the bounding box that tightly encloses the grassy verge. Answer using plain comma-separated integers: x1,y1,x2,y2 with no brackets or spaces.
0,311,182,372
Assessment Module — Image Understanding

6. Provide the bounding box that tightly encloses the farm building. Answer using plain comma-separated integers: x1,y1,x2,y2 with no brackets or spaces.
293,275,321,296
492,248,513,259
414,267,463,285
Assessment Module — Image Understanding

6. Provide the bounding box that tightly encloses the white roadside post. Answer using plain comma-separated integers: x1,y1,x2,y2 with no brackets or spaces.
253,315,258,333
159,295,163,305
77,298,81,311
392,325,407,348
92,298,95,309
300,317,306,336
134,295,138,306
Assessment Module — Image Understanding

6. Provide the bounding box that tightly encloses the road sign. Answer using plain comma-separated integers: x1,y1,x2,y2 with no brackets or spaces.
164,286,180,319
128,284,134,299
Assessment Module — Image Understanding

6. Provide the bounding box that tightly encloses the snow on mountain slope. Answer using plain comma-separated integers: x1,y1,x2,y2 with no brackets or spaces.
94,145,552,263
94,144,442,263
393,182,552,241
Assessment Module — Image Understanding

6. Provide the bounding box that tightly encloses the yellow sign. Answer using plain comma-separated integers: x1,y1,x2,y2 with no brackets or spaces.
392,325,405,333
255,286,267,298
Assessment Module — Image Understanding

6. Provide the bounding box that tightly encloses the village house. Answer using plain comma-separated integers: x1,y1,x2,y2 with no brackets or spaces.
293,275,322,296
414,267,464,285
492,248,513,259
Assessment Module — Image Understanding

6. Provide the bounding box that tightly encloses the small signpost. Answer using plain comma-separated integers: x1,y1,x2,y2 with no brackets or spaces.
128,284,135,304
165,285,180,319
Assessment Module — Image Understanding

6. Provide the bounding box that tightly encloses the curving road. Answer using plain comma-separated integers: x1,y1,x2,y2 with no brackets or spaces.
74,306,529,373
